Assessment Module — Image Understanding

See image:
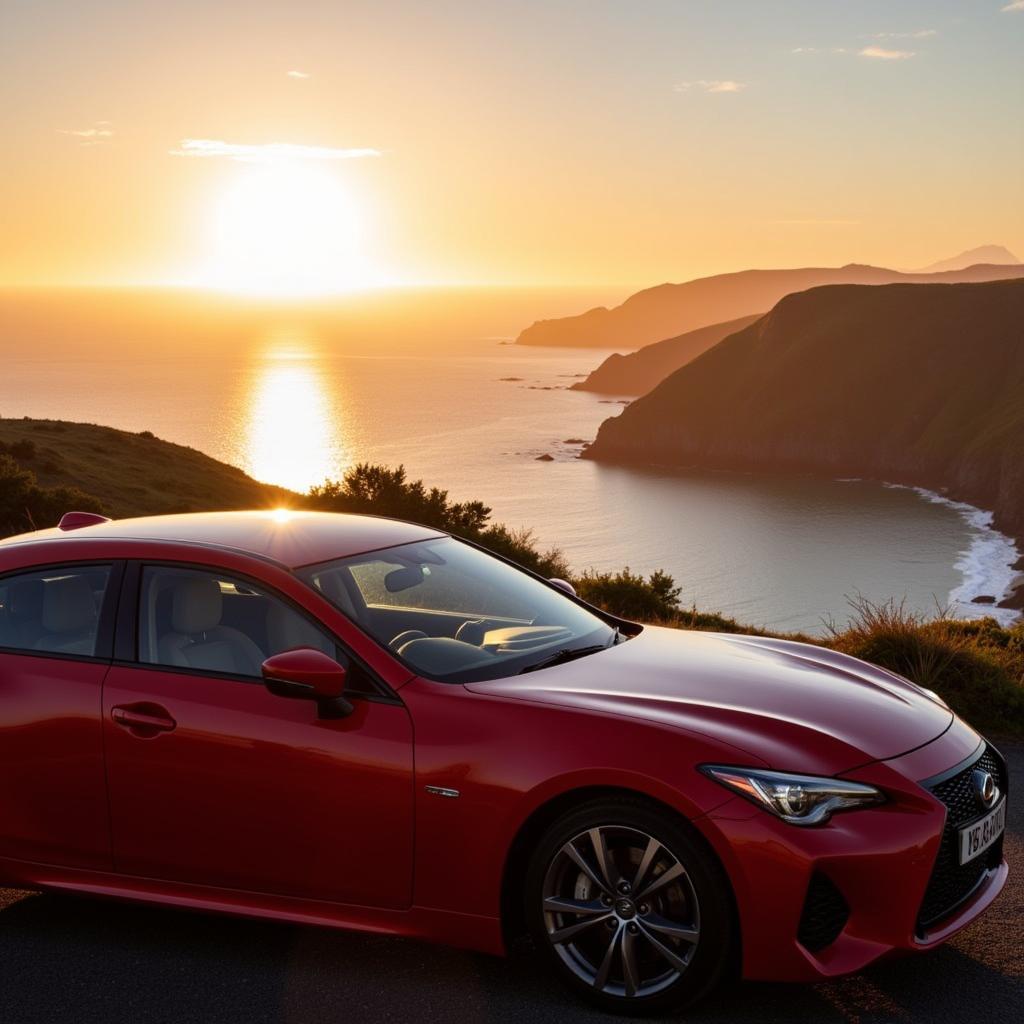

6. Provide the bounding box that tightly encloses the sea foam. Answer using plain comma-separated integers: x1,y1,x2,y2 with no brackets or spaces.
882,483,1022,627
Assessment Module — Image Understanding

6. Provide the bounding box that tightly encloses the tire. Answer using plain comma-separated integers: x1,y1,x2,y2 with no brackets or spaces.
525,796,735,1016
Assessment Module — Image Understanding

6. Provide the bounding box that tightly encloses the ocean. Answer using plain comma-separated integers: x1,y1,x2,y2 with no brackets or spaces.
1,286,1019,634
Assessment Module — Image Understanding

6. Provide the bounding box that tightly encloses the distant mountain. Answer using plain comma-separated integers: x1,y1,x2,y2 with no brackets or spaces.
516,262,1024,348
918,245,1020,274
571,314,762,395
584,279,1024,543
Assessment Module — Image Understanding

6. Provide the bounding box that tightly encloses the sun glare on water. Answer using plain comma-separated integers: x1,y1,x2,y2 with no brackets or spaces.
198,162,377,296
244,343,349,491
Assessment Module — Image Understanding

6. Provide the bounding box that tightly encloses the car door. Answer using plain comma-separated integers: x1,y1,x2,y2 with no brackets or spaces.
0,561,120,870
101,561,415,909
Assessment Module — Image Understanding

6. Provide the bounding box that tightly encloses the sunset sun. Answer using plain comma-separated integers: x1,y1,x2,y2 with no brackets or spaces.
198,161,370,295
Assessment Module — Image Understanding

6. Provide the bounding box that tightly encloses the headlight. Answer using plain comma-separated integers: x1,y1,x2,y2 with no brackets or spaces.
701,765,884,826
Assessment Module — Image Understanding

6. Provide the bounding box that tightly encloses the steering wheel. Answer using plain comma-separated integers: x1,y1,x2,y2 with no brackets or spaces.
390,629,427,652
454,619,488,646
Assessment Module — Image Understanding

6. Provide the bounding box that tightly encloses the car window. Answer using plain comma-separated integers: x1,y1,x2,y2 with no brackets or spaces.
347,556,531,619
0,564,112,658
138,566,339,678
302,538,617,683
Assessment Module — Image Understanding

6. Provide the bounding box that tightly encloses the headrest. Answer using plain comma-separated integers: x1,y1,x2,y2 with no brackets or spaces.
266,602,329,654
41,576,96,634
9,578,45,621
171,577,223,634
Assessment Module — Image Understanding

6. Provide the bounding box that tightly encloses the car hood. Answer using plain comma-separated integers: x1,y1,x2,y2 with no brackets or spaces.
467,626,953,774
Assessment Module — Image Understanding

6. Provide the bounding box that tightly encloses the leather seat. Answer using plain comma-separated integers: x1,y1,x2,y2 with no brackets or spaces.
316,572,361,622
157,577,265,676
455,619,488,646
34,576,97,656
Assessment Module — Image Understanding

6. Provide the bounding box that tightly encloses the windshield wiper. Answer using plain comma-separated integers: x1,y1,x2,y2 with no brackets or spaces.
519,643,610,674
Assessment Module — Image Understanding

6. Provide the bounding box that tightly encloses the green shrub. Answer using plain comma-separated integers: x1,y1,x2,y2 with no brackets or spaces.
0,439,37,461
307,463,569,577
309,464,491,534
476,524,571,579
670,606,765,635
574,567,682,621
0,453,108,536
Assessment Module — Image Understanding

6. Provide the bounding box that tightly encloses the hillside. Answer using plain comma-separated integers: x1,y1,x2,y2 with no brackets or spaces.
571,313,762,395
0,418,296,519
584,279,1024,543
516,262,1024,348
919,245,1019,274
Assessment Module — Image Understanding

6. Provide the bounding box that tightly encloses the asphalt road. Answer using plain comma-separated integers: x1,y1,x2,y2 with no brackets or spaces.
2,747,1022,1024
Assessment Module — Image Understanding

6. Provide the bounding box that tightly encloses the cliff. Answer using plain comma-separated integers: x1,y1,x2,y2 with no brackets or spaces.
584,279,1024,543
571,314,762,395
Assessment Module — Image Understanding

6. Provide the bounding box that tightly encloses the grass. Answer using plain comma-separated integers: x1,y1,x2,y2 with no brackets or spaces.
0,417,294,519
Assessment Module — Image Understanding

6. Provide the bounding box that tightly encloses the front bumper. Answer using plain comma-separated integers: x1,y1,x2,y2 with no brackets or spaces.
695,719,1009,982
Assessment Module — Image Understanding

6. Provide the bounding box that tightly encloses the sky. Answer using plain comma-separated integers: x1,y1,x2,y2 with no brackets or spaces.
2,0,1023,290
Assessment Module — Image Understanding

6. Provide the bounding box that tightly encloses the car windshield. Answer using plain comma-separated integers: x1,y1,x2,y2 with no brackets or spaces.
300,537,618,682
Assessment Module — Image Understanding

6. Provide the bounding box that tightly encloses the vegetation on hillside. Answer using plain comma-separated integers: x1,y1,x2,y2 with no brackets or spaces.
0,417,293,521
0,418,1021,737
0,452,107,537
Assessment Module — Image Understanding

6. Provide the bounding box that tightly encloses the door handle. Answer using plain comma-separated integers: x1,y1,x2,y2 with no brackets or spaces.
111,704,177,736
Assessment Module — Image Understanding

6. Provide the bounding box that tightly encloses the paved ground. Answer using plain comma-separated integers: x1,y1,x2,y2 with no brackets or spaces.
2,747,1022,1024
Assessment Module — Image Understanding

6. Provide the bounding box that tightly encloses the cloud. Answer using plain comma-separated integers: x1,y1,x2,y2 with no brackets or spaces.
170,139,380,162
286,70,310,79
1002,2,1024,12
57,121,113,144
674,79,747,94
874,29,936,39
796,38,928,57
859,45,916,60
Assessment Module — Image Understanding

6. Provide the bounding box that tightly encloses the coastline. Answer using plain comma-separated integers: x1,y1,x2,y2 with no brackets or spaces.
878,483,1023,626
580,451,1024,627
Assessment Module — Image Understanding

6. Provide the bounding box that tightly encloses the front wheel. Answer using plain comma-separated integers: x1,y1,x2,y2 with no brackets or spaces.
525,797,734,1015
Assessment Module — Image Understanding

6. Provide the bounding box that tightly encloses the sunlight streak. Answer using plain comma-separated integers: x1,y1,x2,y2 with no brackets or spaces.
243,341,349,492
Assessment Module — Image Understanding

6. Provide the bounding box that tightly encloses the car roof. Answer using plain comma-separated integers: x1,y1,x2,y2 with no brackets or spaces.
0,510,446,569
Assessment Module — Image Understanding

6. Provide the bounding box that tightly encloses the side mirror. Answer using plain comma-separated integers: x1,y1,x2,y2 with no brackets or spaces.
262,648,353,719
548,577,577,597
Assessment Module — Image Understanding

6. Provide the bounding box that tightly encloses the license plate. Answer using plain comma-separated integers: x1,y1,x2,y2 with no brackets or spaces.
958,800,1006,865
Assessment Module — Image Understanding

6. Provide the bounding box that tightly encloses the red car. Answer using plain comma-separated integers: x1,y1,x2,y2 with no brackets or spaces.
0,510,1008,1014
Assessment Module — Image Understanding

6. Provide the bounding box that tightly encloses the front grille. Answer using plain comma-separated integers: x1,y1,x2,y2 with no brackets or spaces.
916,745,1007,934
797,872,849,952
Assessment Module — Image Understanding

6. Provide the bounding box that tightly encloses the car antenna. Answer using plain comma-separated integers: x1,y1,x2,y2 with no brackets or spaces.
57,511,113,531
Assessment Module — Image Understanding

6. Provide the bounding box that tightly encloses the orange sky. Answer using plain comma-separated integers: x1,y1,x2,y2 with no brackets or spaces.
2,1,1023,290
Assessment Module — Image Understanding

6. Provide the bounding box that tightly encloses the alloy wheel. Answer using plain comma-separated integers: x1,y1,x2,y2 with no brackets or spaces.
541,824,701,999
